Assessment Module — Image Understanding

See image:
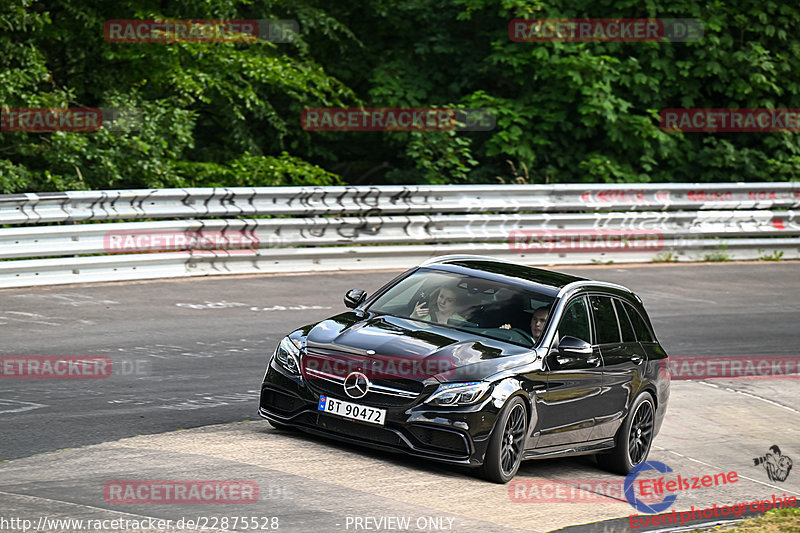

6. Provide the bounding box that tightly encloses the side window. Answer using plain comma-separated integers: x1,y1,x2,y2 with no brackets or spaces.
589,295,621,344
614,299,637,343
558,297,591,344
624,302,654,342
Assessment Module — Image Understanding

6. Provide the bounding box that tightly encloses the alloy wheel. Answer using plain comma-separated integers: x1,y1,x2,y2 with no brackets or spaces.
500,403,526,475
628,400,654,465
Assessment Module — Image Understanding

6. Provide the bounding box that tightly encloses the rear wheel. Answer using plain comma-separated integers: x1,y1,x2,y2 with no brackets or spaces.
479,396,528,483
597,392,655,474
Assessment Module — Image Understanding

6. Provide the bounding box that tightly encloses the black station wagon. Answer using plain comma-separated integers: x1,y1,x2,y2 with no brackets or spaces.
259,255,670,482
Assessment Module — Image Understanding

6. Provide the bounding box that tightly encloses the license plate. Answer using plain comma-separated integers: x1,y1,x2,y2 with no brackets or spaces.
317,395,386,426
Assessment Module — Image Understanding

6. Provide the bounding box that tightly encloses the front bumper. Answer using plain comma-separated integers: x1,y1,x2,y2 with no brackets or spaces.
258,361,499,467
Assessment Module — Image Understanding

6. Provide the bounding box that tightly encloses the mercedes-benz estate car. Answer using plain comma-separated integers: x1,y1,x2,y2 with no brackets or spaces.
259,255,670,483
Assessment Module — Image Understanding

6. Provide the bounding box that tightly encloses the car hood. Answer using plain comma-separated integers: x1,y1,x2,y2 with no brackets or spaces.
303,312,533,382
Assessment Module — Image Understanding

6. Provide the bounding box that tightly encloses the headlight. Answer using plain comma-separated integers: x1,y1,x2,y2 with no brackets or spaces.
425,382,490,406
274,337,302,375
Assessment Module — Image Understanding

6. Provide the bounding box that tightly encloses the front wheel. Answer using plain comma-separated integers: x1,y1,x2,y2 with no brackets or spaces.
478,396,528,483
597,392,655,475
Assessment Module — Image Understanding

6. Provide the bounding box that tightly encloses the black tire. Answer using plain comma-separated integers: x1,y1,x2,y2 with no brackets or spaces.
597,392,655,475
478,396,528,483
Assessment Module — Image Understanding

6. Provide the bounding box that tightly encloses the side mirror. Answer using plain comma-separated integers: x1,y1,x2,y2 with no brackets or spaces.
548,336,597,370
344,289,367,309
557,336,592,355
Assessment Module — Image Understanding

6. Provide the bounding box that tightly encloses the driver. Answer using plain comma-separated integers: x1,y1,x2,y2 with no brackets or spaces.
530,305,550,341
500,305,550,342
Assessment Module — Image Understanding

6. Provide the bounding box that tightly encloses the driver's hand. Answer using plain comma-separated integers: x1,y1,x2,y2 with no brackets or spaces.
499,323,511,329
411,301,428,318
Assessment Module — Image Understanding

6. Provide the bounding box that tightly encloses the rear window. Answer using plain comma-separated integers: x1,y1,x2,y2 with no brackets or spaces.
623,301,654,342
589,295,621,344
614,299,637,343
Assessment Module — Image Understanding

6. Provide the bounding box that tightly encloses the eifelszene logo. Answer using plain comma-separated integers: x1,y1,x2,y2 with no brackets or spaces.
625,461,678,513
625,461,740,513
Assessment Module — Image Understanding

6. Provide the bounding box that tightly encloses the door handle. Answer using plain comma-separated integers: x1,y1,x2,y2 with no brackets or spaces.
631,354,643,364
586,355,600,366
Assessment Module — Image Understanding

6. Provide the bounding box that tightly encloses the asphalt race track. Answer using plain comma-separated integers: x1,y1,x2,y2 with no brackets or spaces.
1,262,799,532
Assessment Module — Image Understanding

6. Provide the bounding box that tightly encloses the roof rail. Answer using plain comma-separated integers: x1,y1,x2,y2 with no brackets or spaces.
557,280,634,299
418,254,518,268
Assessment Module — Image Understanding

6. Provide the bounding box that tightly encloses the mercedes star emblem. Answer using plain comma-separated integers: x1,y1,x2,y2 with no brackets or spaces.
343,371,370,399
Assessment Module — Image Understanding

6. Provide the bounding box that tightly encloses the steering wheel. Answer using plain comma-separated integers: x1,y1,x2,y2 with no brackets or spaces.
502,327,534,346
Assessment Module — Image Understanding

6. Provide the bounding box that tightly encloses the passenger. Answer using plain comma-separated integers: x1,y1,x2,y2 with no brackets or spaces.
410,284,466,325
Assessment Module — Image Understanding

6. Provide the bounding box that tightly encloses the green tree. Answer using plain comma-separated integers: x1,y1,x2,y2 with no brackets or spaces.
0,0,353,192
3,0,800,192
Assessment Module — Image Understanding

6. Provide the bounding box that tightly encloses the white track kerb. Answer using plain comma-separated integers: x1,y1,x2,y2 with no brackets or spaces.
0,182,798,288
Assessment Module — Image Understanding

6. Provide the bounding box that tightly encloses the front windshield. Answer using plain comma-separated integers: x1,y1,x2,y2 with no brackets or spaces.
367,269,556,348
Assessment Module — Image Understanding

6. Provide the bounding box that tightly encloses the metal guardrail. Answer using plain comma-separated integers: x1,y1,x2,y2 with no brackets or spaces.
3,183,799,224
0,183,798,288
3,211,799,259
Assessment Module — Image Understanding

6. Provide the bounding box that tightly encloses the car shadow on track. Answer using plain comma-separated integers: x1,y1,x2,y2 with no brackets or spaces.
254,422,621,486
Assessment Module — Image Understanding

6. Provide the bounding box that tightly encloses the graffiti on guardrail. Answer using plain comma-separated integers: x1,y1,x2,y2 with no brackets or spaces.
3,184,800,226
579,188,800,208
294,216,388,242
1,184,798,287
589,211,799,233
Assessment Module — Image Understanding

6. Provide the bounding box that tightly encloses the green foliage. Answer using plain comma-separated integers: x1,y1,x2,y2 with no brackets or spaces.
757,248,784,261
652,249,679,262
703,244,731,262
0,0,354,192
2,0,800,192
